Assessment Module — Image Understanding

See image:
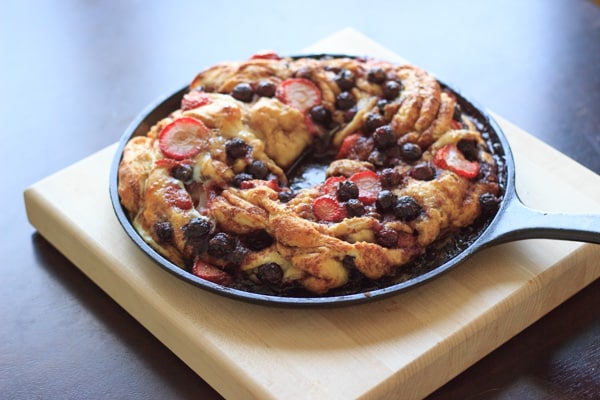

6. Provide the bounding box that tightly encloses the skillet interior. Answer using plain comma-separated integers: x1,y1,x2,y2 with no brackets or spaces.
109,54,510,307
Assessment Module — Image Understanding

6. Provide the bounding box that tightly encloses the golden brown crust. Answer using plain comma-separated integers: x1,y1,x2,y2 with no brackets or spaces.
117,55,501,295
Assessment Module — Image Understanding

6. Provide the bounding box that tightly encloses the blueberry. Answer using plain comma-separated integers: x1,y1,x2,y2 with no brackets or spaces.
376,190,397,212
373,125,396,149
399,142,422,162
479,193,500,214
183,218,212,251
309,105,331,125
208,232,236,258
278,190,295,203
367,67,387,84
247,160,269,180
153,221,174,244
457,139,479,161
335,69,356,91
337,180,359,201
232,173,253,187
410,162,436,181
255,80,276,98
364,113,386,133
225,138,251,159
232,83,254,102
171,164,193,182
383,80,402,100
393,196,422,221
345,199,365,217
336,91,356,110
379,168,401,188
256,262,283,285
375,227,398,248
244,230,273,251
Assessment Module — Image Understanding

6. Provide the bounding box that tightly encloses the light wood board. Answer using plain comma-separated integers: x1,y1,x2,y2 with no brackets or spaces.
24,28,600,400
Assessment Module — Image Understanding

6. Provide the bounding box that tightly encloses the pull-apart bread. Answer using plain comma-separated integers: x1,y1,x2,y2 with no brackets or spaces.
118,53,501,296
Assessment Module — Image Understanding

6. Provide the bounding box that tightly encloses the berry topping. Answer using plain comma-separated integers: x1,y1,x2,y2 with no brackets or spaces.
243,230,274,251
181,90,212,111
479,192,501,214
383,80,402,100
410,162,436,181
153,221,174,244
345,199,366,217
192,259,233,286
232,172,253,187
336,133,363,159
379,168,401,187
208,232,236,258
276,78,322,112
232,83,254,102
158,117,209,160
321,175,347,196
349,170,381,205
313,196,347,222
337,180,359,201
256,80,277,98
256,262,284,285
375,190,397,212
309,104,332,125
367,67,387,84
393,196,422,221
434,144,480,179
457,139,479,161
246,159,269,179
278,190,295,203
335,69,356,91
372,125,396,149
335,91,356,110
375,227,399,248
399,142,422,162
225,138,251,159
171,164,194,182
249,50,281,60
163,184,193,210
364,113,386,133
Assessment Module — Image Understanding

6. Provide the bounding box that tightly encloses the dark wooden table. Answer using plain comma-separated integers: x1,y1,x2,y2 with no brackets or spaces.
2,1,599,398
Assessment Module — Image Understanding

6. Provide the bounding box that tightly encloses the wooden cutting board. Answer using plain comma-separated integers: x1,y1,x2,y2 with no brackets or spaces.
24,28,600,400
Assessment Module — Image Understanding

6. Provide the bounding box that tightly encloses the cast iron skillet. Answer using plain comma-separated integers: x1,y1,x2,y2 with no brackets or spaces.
109,54,600,307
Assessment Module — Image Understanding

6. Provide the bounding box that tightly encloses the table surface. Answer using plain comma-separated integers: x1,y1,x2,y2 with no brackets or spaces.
2,1,599,399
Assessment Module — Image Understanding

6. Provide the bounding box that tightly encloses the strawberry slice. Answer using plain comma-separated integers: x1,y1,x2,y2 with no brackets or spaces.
249,50,281,60
181,90,212,111
163,183,193,210
349,170,381,204
158,117,209,160
434,144,480,179
313,196,347,222
336,133,363,159
276,78,322,112
192,258,234,286
321,176,346,197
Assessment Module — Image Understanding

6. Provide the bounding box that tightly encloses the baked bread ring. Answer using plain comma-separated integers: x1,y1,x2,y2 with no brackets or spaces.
117,53,501,295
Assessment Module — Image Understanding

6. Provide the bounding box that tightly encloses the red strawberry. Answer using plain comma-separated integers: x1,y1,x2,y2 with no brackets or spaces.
313,196,347,222
181,90,212,111
192,259,234,286
336,133,363,159
249,50,281,60
163,184,193,210
158,117,209,160
276,78,322,112
434,144,480,179
321,176,346,197
349,170,381,204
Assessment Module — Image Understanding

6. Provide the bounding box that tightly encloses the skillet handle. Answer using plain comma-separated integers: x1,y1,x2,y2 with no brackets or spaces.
483,193,600,245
